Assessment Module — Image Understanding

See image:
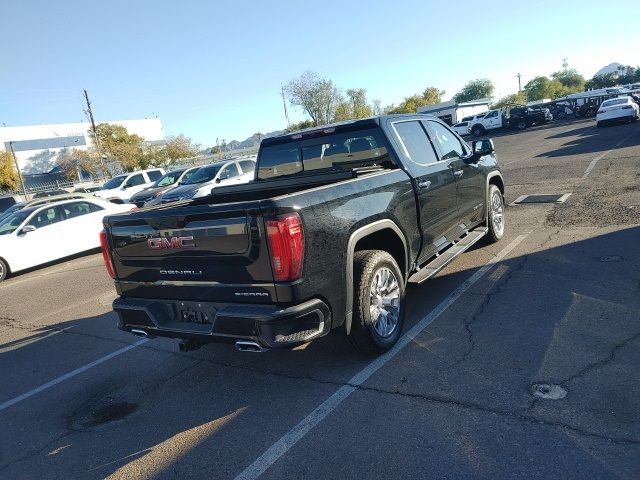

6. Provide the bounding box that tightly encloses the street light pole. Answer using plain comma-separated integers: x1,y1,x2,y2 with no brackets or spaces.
8,141,27,199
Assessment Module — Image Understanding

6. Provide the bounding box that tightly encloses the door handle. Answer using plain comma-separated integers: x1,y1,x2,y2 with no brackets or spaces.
453,170,464,177
417,181,431,190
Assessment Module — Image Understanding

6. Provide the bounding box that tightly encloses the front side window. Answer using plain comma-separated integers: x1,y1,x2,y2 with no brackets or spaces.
239,160,256,174
126,174,145,187
393,121,439,166
219,162,240,180
155,171,181,187
182,165,222,184
27,206,62,229
485,111,498,118
0,210,31,235
427,121,465,160
102,175,127,189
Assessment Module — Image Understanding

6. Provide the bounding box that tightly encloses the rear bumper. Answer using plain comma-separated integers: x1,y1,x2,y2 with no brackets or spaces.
113,296,331,349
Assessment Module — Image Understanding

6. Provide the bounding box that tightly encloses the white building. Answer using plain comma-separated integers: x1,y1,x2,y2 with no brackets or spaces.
0,118,164,174
417,98,491,125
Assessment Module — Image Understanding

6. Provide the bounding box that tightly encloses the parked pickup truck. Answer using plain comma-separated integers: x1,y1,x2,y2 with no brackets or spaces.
100,115,506,354
469,105,552,136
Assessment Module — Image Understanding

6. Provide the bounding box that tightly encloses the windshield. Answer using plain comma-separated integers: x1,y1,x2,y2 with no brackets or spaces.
154,170,184,188
0,210,31,236
181,165,221,185
102,175,128,189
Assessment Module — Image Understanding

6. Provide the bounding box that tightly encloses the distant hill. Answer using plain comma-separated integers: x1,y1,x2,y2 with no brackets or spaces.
594,63,624,77
206,129,284,153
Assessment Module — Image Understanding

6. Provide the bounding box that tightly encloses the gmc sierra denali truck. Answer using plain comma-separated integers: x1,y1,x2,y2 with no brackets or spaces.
100,115,505,355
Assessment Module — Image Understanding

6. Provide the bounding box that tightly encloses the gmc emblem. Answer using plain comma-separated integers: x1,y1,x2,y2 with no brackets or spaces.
147,236,196,249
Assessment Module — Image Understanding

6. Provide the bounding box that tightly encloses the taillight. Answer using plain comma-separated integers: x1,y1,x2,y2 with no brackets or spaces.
265,213,304,281
99,230,116,279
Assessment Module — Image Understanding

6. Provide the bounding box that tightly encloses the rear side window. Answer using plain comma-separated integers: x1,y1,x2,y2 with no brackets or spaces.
147,170,163,181
219,162,240,180
63,201,103,219
239,160,256,174
258,144,302,179
393,121,439,166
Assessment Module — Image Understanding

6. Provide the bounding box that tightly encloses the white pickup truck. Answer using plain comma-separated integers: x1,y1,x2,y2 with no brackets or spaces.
469,105,552,136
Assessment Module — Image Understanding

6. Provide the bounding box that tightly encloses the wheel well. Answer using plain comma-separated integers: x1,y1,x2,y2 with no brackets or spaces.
354,228,406,278
489,175,505,195
0,256,10,274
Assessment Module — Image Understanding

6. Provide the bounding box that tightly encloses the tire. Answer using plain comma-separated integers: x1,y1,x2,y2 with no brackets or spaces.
516,120,527,130
486,185,505,243
0,258,8,283
471,125,485,136
348,250,406,355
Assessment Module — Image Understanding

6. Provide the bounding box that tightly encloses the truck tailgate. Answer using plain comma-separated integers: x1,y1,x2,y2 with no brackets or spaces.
105,202,276,302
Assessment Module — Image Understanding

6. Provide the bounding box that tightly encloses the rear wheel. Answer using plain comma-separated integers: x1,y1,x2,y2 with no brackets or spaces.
348,250,405,355
517,120,527,130
0,258,8,282
486,185,505,243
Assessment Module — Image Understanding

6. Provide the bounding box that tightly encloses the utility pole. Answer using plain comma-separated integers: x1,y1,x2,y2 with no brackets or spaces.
281,86,290,128
83,89,107,175
8,141,27,199
516,73,522,92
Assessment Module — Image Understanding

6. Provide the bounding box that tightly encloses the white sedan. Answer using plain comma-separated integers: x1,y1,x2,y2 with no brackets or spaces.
596,97,639,127
0,198,131,281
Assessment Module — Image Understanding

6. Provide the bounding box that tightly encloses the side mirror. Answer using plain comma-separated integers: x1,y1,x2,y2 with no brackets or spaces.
122,183,131,189
215,177,221,183
472,139,494,157
21,225,36,235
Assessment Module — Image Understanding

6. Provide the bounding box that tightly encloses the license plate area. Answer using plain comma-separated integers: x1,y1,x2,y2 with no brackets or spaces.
178,301,215,325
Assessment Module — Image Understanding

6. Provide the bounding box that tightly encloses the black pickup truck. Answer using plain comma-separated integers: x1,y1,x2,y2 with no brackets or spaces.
100,115,506,354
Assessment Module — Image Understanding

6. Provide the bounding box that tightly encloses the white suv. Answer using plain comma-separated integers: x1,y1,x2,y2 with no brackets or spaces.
94,168,165,203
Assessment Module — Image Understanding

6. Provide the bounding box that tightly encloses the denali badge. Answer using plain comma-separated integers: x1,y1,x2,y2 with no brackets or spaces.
160,269,203,275
148,236,196,249
234,292,269,297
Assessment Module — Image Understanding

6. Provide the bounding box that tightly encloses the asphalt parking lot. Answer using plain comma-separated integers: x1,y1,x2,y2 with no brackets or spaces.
1,119,639,479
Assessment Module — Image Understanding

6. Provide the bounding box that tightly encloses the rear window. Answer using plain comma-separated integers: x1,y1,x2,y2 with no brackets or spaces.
601,98,627,107
258,128,388,180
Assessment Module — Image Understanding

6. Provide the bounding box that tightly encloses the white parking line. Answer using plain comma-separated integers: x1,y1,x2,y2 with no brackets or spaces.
234,233,530,480
582,127,639,179
0,338,148,413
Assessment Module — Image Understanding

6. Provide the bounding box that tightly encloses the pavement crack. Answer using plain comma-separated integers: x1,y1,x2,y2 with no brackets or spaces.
455,256,529,366
560,331,640,386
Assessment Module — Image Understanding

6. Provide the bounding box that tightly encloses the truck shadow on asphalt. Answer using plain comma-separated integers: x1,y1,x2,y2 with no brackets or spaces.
536,121,640,158
1,227,639,479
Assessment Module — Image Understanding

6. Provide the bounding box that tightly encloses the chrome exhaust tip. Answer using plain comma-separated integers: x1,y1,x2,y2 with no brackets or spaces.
235,341,267,353
130,328,149,338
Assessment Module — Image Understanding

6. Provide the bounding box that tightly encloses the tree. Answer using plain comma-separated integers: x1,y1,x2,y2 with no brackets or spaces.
0,150,18,191
453,79,494,102
492,92,527,109
346,88,373,119
551,68,585,92
285,119,315,133
387,86,445,114
162,135,200,163
94,123,144,171
523,76,567,101
284,71,341,126
55,148,102,180
372,99,382,116
585,73,618,90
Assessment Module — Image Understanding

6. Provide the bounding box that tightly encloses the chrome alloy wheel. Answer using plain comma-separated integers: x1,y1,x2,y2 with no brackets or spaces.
369,267,401,338
491,190,504,236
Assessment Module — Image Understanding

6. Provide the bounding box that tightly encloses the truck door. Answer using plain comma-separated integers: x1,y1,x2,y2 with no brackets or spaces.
483,110,501,129
424,120,486,232
389,119,460,263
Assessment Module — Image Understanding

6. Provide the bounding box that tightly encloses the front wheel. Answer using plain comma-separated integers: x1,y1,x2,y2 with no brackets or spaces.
0,258,8,282
486,185,505,243
348,250,405,355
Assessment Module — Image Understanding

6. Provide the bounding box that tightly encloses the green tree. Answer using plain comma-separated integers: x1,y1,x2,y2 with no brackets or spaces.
161,134,200,164
284,71,341,126
55,148,103,180
346,88,373,119
551,68,585,92
492,92,527,109
523,76,567,101
453,79,494,102
0,150,18,191
94,123,145,171
285,119,315,133
585,73,618,89
332,100,353,122
387,86,445,113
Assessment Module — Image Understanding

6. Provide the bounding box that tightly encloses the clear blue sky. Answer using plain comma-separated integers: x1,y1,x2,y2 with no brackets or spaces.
1,0,637,148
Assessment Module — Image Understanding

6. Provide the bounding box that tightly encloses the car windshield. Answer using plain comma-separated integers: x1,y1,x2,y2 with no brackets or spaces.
601,98,627,108
0,210,32,236
154,170,185,187
180,165,222,185
102,175,128,189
